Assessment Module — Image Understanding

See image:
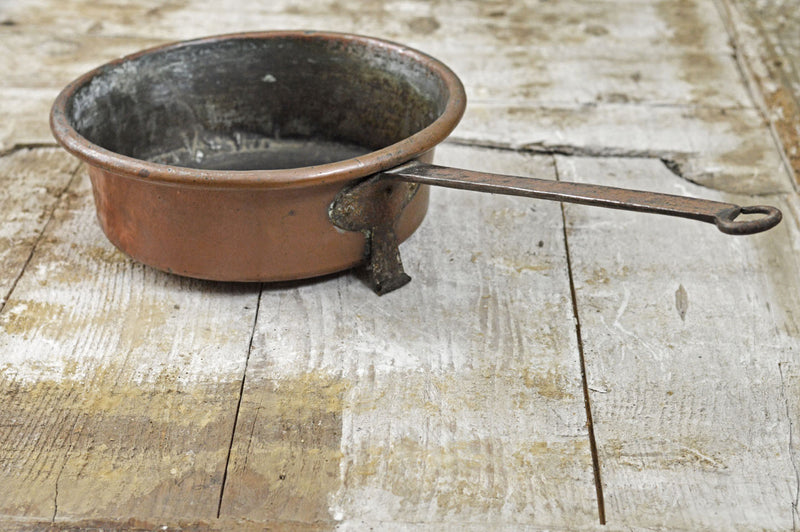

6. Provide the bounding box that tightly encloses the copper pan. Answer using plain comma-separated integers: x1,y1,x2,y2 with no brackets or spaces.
50,31,782,294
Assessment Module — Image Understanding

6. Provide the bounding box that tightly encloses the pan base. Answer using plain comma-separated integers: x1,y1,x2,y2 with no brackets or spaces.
147,132,371,171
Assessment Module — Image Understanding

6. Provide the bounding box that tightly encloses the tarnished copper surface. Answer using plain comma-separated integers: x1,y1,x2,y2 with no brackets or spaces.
51,31,464,281
88,164,430,281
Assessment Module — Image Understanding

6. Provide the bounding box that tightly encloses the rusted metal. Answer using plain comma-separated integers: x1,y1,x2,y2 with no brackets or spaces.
329,177,420,294
331,163,781,294
386,162,783,235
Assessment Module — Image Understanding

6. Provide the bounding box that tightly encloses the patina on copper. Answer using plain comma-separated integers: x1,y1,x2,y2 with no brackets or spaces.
51,31,782,294
50,31,463,282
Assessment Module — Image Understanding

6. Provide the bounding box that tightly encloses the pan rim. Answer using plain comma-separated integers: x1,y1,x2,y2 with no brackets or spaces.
49,30,467,190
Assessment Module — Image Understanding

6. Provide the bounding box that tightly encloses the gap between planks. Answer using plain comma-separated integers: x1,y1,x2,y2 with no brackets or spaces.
217,282,264,518
0,142,61,158
0,152,83,523
712,0,800,189
446,138,697,192
0,159,81,315
554,156,607,526
778,362,800,530
446,138,791,198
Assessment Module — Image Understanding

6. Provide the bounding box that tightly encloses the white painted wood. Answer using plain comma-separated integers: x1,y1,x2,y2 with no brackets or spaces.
0,30,750,109
0,148,78,305
220,144,600,528
2,0,736,55
556,154,800,530
1,0,798,528
447,47,751,109
455,104,794,195
0,88,58,153
0,169,259,521
0,31,164,89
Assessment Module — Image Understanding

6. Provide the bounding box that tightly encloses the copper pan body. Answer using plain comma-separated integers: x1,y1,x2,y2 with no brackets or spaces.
50,31,466,281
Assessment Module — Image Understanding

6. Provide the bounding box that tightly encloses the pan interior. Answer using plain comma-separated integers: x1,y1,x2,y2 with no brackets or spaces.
66,36,451,171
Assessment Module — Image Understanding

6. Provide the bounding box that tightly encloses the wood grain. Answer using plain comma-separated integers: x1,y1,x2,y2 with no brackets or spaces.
557,155,800,530
455,104,794,195
0,30,165,89
717,0,800,185
0,168,260,522
0,0,736,54
219,144,600,528
0,87,59,153
1,0,798,528
0,23,749,109
0,148,78,307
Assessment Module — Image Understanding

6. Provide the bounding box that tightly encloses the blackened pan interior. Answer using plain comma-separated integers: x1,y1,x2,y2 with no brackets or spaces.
65,35,450,171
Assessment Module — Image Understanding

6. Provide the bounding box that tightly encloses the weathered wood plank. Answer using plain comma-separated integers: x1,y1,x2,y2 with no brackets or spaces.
778,359,800,530
0,0,751,111
0,168,260,522
0,30,164,89
717,0,800,184
219,144,600,528
1,0,736,55
1,0,796,528
457,104,794,195
556,155,800,530
447,47,751,109
0,88,58,153
0,148,78,307
0,30,750,109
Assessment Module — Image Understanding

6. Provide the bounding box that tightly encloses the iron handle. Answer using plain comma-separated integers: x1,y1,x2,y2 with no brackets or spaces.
330,161,784,294
385,162,782,236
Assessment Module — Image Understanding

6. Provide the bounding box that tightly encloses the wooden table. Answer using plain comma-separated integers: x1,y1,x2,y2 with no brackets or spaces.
1,1,798,529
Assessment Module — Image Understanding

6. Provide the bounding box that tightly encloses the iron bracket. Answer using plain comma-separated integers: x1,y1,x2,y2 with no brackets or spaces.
328,174,420,295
